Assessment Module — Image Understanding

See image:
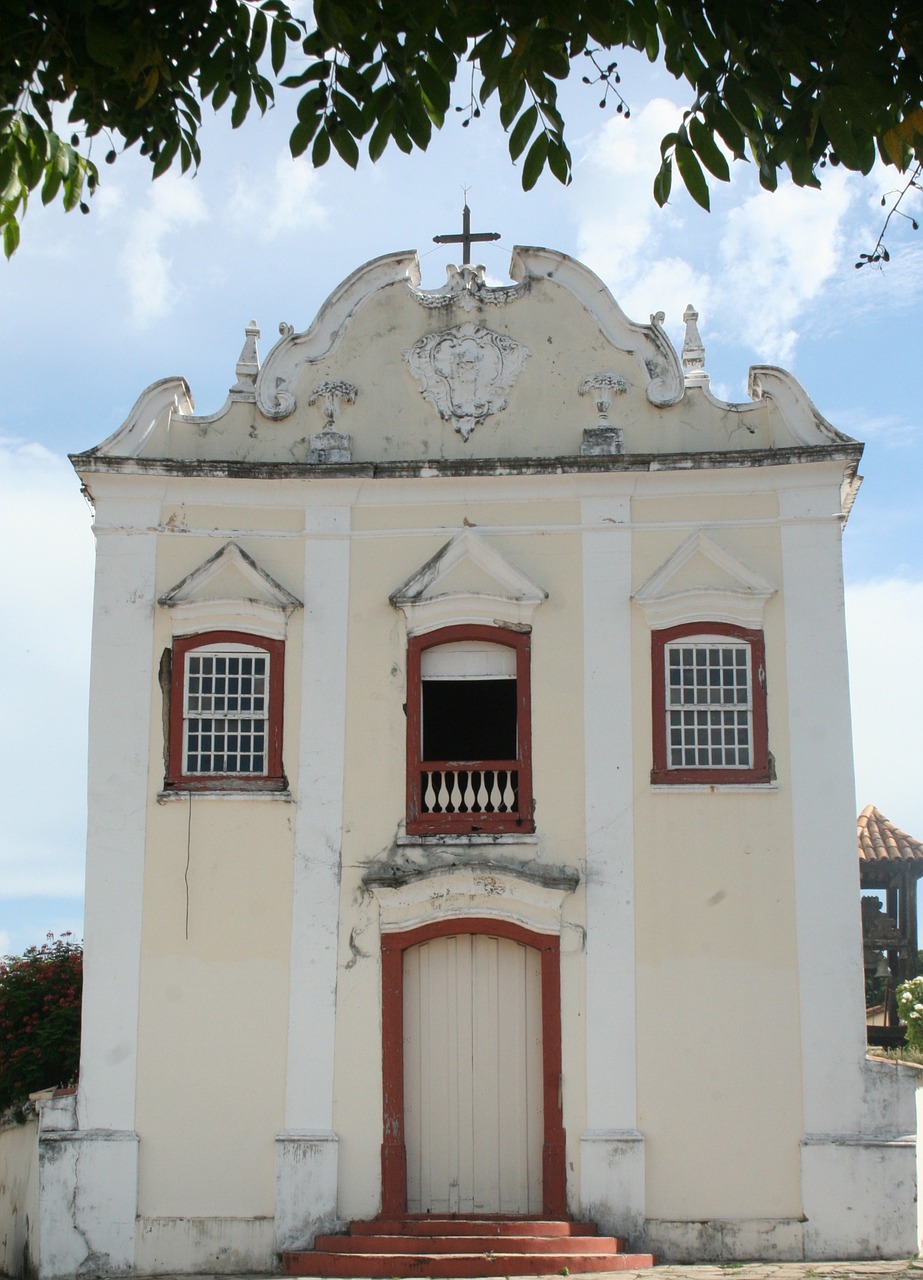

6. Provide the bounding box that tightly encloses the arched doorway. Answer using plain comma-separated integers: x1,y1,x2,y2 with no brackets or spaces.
380,918,565,1218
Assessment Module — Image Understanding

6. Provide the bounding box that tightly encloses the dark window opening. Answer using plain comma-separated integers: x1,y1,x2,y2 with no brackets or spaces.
422,679,517,762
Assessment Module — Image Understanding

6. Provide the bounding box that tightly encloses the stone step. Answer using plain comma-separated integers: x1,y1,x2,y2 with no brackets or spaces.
315,1233,626,1254
350,1218,599,1237
282,1249,655,1277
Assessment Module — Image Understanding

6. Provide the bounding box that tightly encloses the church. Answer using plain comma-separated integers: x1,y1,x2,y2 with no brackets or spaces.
26,230,923,1275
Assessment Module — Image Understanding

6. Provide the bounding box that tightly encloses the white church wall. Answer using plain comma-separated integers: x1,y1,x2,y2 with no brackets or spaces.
59,247,909,1269
0,1108,39,1279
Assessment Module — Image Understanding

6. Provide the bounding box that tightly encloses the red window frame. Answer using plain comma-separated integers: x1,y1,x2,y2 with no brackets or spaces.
165,630,285,791
406,624,534,835
651,621,769,785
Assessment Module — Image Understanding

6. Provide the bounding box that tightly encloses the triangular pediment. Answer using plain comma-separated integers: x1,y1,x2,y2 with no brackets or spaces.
390,529,547,633
633,531,775,629
159,542,302,638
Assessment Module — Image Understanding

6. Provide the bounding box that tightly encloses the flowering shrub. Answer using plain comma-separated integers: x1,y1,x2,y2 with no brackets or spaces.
0,934,82,1114
896,974,923,1052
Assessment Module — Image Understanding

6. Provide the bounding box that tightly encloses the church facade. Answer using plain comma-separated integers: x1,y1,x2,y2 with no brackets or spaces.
34,245,922,1274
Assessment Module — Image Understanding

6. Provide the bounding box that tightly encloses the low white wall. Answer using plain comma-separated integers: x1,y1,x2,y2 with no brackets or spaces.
0,1107,39,1279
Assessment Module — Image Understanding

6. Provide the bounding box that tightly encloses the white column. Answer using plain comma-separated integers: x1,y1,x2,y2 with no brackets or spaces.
579,495,644,1238
781,482,916,1256
49,496,159,1278
276,505,351,1250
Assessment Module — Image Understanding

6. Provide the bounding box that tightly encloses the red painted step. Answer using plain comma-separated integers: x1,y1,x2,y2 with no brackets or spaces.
351,1218,599,1237
315,1234,626,1254
282,1216,654,1277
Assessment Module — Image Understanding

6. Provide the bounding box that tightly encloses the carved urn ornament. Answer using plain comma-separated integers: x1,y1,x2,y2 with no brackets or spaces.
306,380,358,464
578,373,629,457
404,322,529,440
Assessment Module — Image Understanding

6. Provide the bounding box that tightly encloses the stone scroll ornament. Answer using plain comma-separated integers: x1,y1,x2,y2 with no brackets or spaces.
404,322,529,440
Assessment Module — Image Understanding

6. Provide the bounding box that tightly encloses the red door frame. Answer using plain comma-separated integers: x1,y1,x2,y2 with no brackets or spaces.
380,917,566,1218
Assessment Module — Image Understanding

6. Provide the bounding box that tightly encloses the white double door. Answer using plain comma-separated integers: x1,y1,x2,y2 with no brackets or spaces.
403,932,543,1214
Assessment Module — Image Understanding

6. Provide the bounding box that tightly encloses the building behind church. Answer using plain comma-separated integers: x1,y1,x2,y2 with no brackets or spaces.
4,243,922,1277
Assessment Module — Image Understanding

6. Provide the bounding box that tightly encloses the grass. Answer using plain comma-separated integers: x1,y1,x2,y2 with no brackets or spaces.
868,1044,923,1066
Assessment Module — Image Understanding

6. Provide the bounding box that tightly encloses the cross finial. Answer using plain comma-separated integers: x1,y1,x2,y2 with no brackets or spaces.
433,203,501,265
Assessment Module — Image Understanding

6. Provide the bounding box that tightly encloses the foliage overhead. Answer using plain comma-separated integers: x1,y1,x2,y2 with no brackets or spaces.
2,0,923,255
0,934,82,1114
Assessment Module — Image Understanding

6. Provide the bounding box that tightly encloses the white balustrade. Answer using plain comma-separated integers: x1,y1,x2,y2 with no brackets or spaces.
419,765,520,815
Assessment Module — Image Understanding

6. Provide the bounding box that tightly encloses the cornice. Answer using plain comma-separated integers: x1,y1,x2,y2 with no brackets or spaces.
70,442,864,481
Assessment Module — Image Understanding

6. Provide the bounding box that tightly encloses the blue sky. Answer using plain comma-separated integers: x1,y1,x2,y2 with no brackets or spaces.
1,50,922,955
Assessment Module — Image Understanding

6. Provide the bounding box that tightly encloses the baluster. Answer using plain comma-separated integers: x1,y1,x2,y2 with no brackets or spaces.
423,771,437,812
462,770,476,812
476,770,489,812
449,770,463,812
488,771,503,811
437,771,450,812
502,770,517,812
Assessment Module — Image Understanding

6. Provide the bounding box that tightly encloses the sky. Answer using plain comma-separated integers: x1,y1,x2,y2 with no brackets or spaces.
1,50,922,957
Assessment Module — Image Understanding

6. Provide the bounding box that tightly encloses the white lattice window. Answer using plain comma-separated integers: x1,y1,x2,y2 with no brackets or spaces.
184,647,268,775
651,623,769,785
166,630,285,789
666,641,752,769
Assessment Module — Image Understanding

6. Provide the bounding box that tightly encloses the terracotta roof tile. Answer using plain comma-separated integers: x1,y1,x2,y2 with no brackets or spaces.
858,804,923,863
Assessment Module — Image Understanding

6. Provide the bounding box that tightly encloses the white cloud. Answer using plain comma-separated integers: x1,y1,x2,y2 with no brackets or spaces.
574,98,686,300
715,171,856,363
847,578,923,842
119,175,209,326
0,440,93,898
229,154,327,240
573,102,861,364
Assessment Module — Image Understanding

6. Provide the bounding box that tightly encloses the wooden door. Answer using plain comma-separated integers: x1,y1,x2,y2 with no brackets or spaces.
403,933,543,1214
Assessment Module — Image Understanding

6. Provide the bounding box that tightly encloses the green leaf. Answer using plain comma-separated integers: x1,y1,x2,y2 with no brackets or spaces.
674,141,710,210
330,125,359,168
708,101,746,158
331,90,363,135
522,130,549,191
62,157,86,212
368,118,391,162
270,15,288,74
415,59,451,116
547,137,571,184
212,77,233,111
653,155,672,206
297,86,328,122
509,105,537,162
820,99,861,169
312,126,331,166
231,80,252,129
3,214,21,259
250,8,269,63
723,76,760,132
290,119,315,157
499,81,526,130
689,117,730,182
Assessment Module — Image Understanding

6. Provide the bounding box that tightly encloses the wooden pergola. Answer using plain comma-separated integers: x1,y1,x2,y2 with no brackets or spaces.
859,804,923,1046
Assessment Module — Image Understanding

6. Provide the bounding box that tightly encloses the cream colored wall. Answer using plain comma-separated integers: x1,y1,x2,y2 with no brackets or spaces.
134,520,304,1218
130,465,819,1228
631,492,803,1219
331,490,589,1219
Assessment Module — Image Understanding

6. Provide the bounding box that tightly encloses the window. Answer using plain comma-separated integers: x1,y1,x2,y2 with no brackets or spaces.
406,624,533,835
165,630,285,790
651,622,769,785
